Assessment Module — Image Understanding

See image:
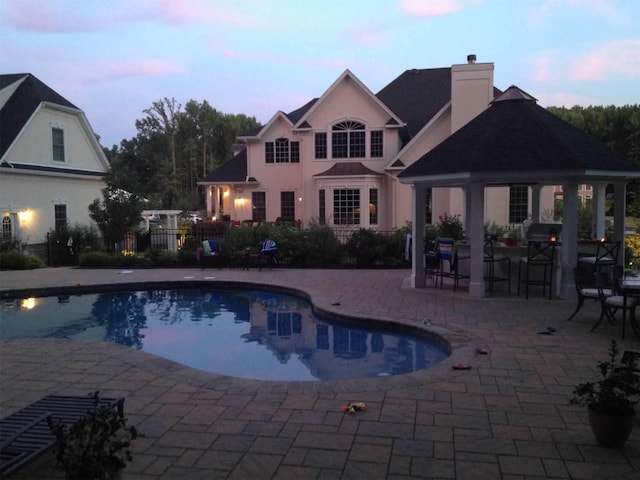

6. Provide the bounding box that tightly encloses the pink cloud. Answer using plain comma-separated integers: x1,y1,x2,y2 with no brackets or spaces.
3,0,95,32
82,59,187,83
534,56,552,82
153,0,261,28
3,0,261,32
348,27,387,47
571,40,640,81
398,0,472,17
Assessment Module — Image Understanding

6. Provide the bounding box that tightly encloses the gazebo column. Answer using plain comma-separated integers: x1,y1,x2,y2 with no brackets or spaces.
531,184,542,222
464,186,471,238
411,184,427,288
167,214,178,252
613,181,627,267
206,186,213,218
561,182,578,300
468,182,486,298
592,183,607,239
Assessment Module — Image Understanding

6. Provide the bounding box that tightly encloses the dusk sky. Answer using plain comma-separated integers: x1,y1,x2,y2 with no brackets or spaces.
1,0,639,148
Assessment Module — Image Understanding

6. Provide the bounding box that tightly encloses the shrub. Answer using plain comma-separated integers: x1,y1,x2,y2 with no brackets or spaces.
78,251,116,267
436,213,464,240
345,229,389,266
0,251,44,270
625,233,640,267
147,249,178,267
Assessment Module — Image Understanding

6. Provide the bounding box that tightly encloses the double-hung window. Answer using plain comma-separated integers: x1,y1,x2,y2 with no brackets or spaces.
509,186,529,223
370,130,383,158
318,189,326,225
369,188,378,225
52,127,65,162
315,133,327,159
54,204,67,231
266,138,300,163
333,189,360,225
332,121,365,159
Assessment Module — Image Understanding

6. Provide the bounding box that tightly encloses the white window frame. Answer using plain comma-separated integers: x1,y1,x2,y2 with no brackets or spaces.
52,126,65,162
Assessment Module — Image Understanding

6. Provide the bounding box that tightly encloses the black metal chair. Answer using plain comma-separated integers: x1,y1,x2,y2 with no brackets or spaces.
578,240,620,274
593,267,639,335
567,267,611,321
432,237,469,290
517,240,557,299
483,235,510,295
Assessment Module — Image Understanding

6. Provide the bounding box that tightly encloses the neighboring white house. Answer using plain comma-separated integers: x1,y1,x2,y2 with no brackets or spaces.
0,73,109,253
198,55,556,232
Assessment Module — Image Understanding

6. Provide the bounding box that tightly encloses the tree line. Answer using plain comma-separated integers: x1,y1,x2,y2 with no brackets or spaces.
102,98,262,212
548,104,640,216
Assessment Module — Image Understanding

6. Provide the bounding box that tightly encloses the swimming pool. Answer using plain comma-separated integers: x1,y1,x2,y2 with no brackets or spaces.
1,288,449,381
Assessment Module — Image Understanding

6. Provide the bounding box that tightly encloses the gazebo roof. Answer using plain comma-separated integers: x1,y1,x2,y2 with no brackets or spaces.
399,85,640,186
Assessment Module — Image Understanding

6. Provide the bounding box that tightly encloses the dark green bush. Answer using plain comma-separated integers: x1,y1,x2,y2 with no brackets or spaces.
78,251,116,267
345,229,389,266
0,251,44,270
147,249,178,267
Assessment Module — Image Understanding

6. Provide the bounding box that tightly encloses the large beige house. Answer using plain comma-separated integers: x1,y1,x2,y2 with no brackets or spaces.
0,74,109,253
199,56,555,232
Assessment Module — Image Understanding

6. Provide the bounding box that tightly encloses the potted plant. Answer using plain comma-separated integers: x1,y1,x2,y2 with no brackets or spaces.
48,392,138,479
571,340,639,448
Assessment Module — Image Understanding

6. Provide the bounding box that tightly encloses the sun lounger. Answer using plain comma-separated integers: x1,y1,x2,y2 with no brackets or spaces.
0,394,124,477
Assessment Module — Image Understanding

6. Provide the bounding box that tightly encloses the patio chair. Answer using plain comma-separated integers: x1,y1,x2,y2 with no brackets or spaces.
484,235,511,295
259,239,278,270
517,240,557,299
0,394,124,478
567,267,612,322
197,239,220,270
433,237,469,290
578,240,620,274
592,269,638,333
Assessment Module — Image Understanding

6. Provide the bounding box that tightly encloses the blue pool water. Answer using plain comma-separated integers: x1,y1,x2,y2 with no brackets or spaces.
0,289,449,381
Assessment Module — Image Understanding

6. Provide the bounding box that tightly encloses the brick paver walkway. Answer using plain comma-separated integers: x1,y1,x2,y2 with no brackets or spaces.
0,267,638,479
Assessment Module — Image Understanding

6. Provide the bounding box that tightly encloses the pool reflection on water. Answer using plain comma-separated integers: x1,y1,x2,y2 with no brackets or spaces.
1,289,449,381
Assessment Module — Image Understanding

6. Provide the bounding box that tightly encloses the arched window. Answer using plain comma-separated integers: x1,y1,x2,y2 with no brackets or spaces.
2,215,11,238
332,121,365,158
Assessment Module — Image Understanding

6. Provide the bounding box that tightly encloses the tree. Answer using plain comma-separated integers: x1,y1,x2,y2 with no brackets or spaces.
105,99,261,212
548,104,640,216
88,179,144,253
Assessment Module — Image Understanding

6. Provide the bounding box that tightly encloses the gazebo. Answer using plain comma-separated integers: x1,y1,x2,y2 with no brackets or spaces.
399,86,640,299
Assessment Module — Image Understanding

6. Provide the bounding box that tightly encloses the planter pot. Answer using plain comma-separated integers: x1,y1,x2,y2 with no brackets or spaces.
588,408,636,448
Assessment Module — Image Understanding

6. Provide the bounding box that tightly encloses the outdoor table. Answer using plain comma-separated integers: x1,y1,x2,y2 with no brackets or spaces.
619,276,640,340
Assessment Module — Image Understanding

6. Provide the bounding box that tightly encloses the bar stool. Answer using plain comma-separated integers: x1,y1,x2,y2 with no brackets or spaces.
484,235,511,295
433,237,469,290
517,240,557,299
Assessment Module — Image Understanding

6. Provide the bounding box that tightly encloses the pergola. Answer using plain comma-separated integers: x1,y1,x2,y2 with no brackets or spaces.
399,86,640,299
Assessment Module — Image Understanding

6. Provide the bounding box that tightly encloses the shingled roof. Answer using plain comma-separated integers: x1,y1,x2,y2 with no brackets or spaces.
200,149,257,184
314,162,382,177
399,85,640,182
0,74,78,158
376,67,451,139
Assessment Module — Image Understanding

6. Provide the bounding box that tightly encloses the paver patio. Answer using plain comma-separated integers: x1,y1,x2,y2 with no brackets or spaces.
0,267,638,479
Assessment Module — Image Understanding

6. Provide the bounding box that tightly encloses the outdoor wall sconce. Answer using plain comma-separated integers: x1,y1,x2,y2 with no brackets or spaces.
549,227,558,243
